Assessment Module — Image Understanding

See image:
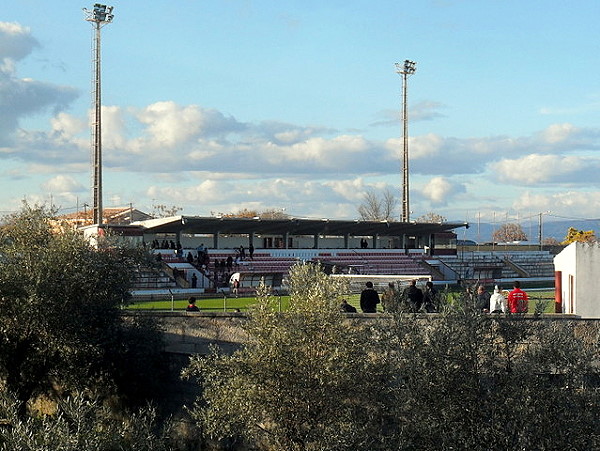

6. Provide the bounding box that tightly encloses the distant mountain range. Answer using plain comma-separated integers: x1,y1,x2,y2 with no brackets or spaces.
454,219,600,244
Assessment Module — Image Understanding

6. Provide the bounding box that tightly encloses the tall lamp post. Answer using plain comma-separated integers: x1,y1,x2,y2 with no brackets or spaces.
83,4,114,225
395,60,416,223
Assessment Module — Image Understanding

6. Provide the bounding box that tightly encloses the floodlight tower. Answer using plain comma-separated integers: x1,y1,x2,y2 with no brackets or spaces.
83,4,114,225
395,60,416,223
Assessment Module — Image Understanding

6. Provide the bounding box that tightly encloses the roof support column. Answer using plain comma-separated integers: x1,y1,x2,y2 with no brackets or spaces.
344,234,350,249
213,232,220,249
372,234,379,249
313,234,319,249
284,232,289,249
249,232,255,248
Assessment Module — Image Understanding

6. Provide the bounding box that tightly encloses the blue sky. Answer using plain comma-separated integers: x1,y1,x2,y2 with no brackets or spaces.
2,0,600,228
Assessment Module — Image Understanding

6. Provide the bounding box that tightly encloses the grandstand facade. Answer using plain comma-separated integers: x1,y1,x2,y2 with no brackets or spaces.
99,214,558,299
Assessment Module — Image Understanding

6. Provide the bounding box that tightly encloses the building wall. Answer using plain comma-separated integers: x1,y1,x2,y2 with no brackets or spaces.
554,242,600,318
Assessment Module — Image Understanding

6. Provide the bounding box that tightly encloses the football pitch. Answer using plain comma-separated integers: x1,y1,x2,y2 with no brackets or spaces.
127,290,556,313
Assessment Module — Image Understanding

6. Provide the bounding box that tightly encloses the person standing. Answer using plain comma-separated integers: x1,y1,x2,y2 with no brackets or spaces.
476,285,491,313
508,281,529,313
381,282,399,312
402,279,424,312
423,281,438,313
489,285,506,313
360,281,380,313
232,279,240,298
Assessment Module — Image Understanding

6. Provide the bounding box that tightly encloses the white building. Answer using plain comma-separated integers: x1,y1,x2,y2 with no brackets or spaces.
554,242,600,318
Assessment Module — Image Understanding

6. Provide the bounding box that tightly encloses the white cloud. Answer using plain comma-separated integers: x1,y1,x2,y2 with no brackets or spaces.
410,101,447,122
50,112,86,138
421,176,465,205
324,178,368,201
491,154,593,184
538,123,580,144
0,22,39,62
370,101,446,127
131,101,245,148
42,174,84,193
40,174,85,205
513,190,600,218
0,22,78,145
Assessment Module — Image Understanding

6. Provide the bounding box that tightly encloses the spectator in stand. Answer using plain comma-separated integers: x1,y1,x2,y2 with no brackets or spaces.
360,281,380,313
489,285,506,313
402,279,424,312
476,285,491,313
186,297,199,312
232,279,240,298
226,255,233,271
191,273,197,288
508,281,529,313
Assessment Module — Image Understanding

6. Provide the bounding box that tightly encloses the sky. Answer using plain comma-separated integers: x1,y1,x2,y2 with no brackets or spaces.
2,0,600,228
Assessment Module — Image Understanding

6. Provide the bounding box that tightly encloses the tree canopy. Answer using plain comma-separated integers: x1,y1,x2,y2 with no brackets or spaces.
0,203,166,415
212,208,290,219
562,227,596,244
416,211,447,223
357,188,398,221
492,222,528,242
185,266,600,450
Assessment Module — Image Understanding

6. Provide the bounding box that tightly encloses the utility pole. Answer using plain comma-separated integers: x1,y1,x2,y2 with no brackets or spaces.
83,4,114,225
538,212,543,250
395,60,416,222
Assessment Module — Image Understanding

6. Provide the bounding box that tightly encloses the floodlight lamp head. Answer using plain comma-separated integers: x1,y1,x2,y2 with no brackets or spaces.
85,3,114,23
395,59,417,75
404,60,416,74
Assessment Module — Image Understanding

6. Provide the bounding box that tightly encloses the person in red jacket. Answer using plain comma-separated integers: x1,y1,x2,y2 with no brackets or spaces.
507,281,528,313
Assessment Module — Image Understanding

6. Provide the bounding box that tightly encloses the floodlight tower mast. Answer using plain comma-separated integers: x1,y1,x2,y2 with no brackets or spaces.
83,4,114,225
395,60,416,223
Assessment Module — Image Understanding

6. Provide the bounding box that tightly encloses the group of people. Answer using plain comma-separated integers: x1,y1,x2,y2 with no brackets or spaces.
476,281,529,314
342,279,439,314
342,280,529,314
235,245,254,260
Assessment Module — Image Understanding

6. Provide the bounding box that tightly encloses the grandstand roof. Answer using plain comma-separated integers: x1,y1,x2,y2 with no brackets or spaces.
135,215,468,238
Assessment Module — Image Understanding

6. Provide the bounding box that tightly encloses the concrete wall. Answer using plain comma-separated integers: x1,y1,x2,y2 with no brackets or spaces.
128,311,591,357
554,242,600,318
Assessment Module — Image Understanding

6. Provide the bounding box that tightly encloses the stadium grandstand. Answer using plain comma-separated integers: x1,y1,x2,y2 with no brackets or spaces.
69,212,557,300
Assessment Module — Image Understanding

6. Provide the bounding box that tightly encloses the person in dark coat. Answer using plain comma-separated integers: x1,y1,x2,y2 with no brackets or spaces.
423,281,438,313
403,279,424,312
340,299,357,313
360,281,380,313
476,285,491,313
186,296,200,312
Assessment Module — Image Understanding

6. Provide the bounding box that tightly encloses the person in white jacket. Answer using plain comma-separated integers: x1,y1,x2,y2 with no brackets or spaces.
489,285,506,313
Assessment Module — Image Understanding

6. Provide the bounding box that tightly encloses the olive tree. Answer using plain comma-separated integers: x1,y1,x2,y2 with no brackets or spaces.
184,263,406,450
0,391,173,451
387,306,600,450
0,203,166,414
187,271,600,450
